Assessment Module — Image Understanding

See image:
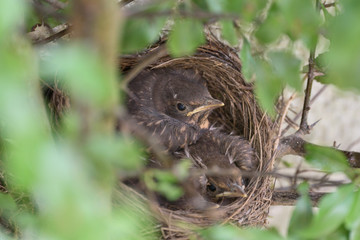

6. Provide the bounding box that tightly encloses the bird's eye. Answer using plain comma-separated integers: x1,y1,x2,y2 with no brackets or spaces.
207,183,217,192
177,103,186,111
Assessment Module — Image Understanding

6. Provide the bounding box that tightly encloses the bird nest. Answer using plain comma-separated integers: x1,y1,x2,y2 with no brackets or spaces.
118,37,277,239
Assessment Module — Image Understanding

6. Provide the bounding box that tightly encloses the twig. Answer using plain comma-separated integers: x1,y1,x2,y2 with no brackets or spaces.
32,24,71,45
323,2,337,8
277,134,360,168
120,44,168,99
188,167,348,187
282,85,327,136
297,0,321,135
125,9,239,21
278,93,297,137
271,190,326,206
298,51,316,135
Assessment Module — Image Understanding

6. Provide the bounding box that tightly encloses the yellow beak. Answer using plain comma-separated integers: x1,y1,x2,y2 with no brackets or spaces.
215,183,248,198
216,191,247,198
186,99,224,117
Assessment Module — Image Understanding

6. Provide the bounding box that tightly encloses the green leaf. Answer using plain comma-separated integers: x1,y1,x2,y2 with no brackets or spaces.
278,0,321,49
345,188,360,230
173,159,192,180
143,170,183,201
86,135,145,170
240,38,255,81
167,18,205,57
220,20,238,46
256,0,321,48
238,0,268,22
350,224,360,240
305,144,349,172
121,17,166,54
268,51,302,91
200,225,283,240
302,184,355,238
322,224,350,240
0,0,27,36
0,193,17,212
254,59,283,116
255,3,285,44
204,0,225,13
288,183,313,237
321,1,360,91
41,45,117,107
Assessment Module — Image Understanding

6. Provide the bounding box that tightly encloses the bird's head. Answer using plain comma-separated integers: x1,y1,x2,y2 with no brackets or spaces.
152,68,224,127
201,173,248,203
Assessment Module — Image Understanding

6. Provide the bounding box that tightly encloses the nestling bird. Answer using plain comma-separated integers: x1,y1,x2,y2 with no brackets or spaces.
182,129,256,203
126,68,224,151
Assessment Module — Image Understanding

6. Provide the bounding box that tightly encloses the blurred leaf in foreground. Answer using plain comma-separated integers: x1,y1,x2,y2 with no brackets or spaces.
144,169,183,201
305,144,349,172
322,0,360,91
168,18,205,57
288,183,313,238
200,224,283,240
302,184,355,239
121,18,166,54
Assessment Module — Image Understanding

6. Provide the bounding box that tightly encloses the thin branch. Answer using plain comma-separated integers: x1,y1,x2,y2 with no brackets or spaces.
32,24,71,45
298,51,316,135
278,93,297,137
282,85,327,136
323,2,337,8
188,167,348,188
297,0,321,135
271,190,326,206
120,44,168,102
277,134,360,168
124,9,238,21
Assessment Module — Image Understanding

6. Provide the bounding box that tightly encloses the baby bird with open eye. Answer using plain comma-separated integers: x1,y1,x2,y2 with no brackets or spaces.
126,68,224,152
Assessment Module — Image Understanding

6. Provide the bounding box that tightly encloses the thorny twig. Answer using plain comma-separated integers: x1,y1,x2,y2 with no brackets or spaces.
298,50,316,135
282,85,327,136
297,0,321,135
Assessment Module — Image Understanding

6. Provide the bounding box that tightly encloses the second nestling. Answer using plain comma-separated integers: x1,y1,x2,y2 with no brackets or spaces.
126,67,258,209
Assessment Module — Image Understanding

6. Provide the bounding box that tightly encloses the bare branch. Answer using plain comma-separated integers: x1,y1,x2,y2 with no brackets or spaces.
298,52,316,135
124,9,238,21
323,2,337,8
271,190,326,206
121,44,168,89
32,24,71,45
277,134,360,168
282,85,327,136
297,0,321,135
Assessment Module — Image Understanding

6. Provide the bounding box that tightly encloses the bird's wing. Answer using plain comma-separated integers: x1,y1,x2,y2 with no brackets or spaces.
132,106,202,152
210,130,257,171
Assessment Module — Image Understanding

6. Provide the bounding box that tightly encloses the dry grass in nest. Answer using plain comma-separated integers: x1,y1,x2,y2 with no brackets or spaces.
118,37,277,239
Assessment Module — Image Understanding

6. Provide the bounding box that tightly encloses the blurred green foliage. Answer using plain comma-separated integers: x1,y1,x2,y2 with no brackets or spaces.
1,0,360,239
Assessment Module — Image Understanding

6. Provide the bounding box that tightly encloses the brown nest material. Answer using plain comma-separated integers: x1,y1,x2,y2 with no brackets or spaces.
119,37,277,239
